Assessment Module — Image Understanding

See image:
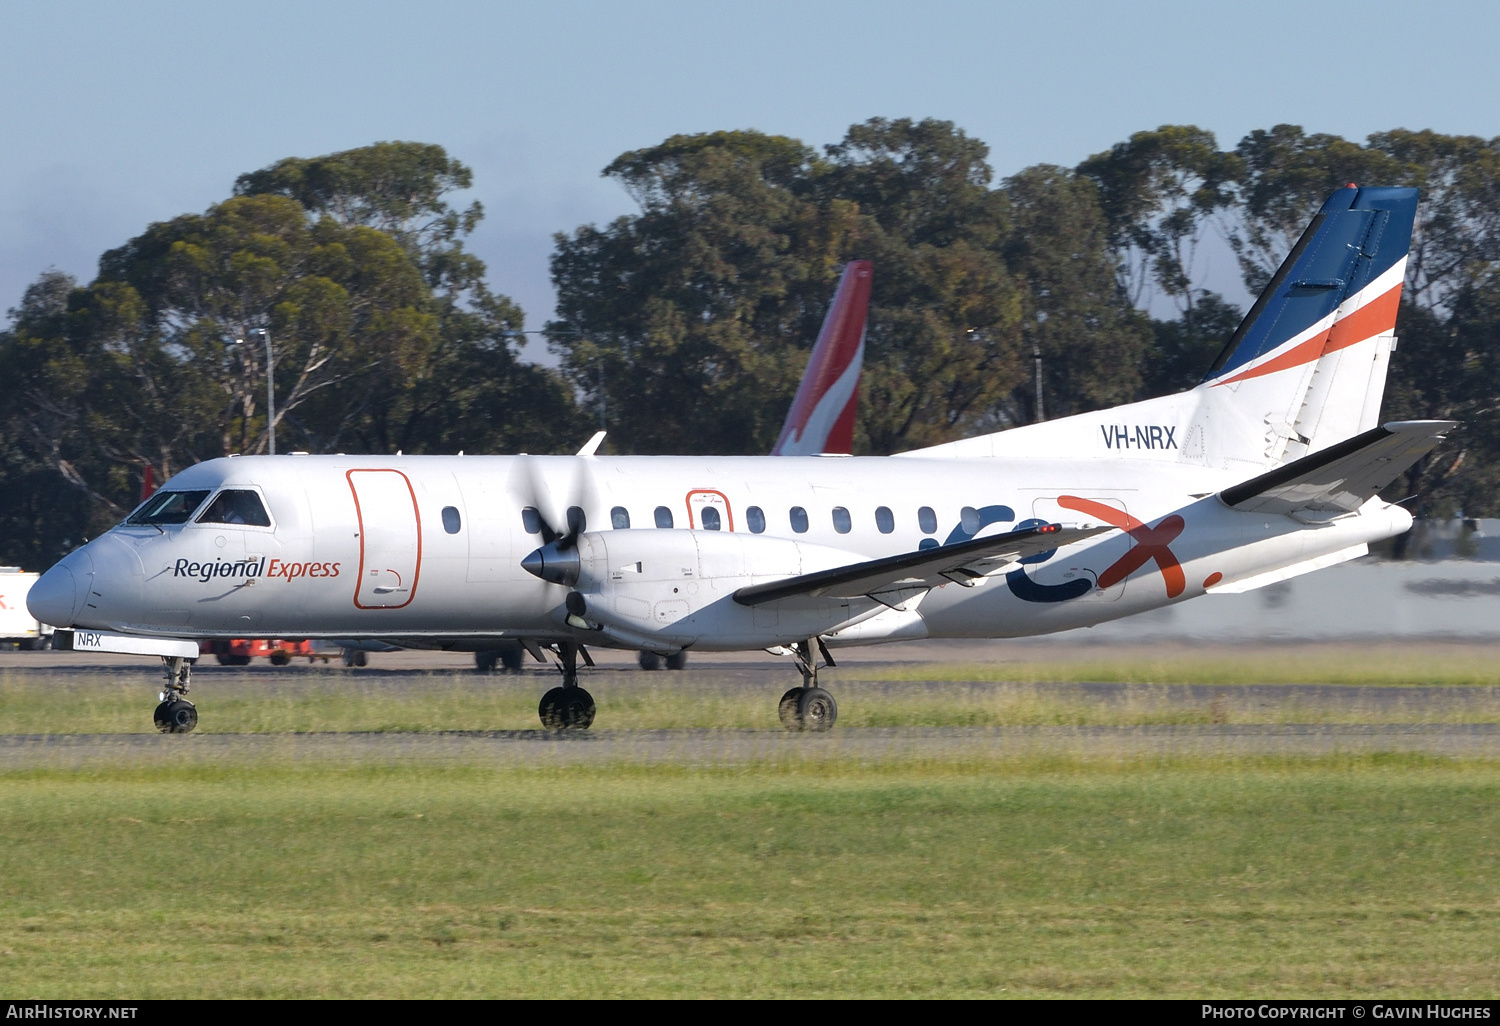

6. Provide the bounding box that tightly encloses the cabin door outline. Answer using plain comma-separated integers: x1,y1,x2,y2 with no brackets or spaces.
685,489,734,531
346,469,423,609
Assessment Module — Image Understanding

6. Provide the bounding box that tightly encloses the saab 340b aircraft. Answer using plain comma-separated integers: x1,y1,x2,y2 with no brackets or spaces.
30,186,1451,734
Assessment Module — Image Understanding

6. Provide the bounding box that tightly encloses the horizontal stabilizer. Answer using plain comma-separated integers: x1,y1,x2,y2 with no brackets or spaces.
733,523,1111,607
1220,420,1457,515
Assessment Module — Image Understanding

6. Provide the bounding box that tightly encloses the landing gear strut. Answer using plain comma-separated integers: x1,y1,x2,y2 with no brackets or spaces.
778,638,838,732
153,655,198,734
538,641,595,730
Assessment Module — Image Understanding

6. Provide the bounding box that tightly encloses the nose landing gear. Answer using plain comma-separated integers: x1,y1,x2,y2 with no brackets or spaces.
154,655,198,734
778,638,838,732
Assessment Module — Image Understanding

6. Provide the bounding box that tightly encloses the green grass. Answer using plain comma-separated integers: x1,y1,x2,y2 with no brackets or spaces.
865,645,1500,687
0,756,1496,998
3,666,1498,734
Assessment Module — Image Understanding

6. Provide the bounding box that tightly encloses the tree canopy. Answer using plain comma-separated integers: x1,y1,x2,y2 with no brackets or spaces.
550,119,1148,455
0,142,576,567
10,123,1500,569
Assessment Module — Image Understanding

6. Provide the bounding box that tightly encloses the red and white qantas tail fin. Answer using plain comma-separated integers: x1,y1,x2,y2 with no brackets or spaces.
772,260,871,456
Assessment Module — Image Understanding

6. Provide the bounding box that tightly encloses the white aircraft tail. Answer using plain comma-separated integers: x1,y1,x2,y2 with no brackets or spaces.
904,185,1419,474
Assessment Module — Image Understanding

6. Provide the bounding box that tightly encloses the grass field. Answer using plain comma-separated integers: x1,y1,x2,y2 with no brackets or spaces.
1,645,1496,997
5,640,1500,734
0,755,1496,998
863,644,1500,688
5,673,1499,733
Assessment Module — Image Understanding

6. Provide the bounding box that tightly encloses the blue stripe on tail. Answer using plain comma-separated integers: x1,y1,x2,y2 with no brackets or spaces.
1204,186,1418,380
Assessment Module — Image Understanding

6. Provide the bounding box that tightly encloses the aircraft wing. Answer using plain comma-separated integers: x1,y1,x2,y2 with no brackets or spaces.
732,523,1112,607
1220,420,1457,515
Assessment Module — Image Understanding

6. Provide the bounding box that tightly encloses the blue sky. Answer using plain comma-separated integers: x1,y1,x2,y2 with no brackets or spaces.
4,0,1498,359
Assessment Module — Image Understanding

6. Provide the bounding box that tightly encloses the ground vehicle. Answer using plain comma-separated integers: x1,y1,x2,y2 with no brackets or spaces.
0,568,54,649
199,638,330,666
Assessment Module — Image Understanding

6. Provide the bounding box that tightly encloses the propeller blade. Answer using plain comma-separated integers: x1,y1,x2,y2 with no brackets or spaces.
509,455,565,543
514,451,600,578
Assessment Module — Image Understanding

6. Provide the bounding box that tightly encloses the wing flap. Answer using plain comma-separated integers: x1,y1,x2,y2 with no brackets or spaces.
1220,420,1457,515
732,524,1111,606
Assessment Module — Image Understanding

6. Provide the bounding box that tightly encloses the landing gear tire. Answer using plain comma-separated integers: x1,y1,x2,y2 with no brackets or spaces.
638,651,663,671
539,686,596,731
798,687,837,731
780,687,837,732
665,651,688,671
778,687,804,729
154,698,198,734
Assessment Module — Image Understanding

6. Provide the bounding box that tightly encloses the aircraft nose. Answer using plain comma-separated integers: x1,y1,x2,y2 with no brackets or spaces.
28,549,92,627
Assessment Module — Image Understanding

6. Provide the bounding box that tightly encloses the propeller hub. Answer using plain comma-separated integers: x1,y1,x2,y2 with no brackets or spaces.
521,543,580,587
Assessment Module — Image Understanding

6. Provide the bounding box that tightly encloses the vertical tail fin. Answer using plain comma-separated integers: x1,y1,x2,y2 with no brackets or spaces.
772,260,871,456
1205,185,1418,462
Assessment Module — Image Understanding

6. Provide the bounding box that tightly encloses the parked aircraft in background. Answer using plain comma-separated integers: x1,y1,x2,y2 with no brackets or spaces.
32,187,1450,735
771,259,870,457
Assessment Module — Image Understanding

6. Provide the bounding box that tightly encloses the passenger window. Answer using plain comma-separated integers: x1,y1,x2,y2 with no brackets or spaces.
790,506,809,533
654,506,674,529
746,506,766,534
918,506,937,534
195,489,271,527
875,506,895,534
832,507,852,534
441,506,461,534
129,490,211,526
567,507,586,535
701,507,721,531
961,506,981,535
522,507,543,534
611,506,630,529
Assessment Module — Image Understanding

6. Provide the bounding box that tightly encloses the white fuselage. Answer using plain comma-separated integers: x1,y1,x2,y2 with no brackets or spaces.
45,451,1411,652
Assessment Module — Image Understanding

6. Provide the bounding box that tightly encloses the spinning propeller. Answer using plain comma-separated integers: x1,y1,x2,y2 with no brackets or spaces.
514,453,596,586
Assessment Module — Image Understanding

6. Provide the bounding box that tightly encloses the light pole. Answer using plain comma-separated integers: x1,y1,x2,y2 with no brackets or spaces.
1033,342,1045,423
233,328,276,455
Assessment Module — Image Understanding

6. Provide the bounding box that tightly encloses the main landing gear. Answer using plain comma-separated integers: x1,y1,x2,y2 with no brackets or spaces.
153,655,198,734
538,641,595,731
778,638,838,732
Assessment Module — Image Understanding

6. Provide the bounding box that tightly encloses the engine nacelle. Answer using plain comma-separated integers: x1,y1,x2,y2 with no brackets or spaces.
538,530,889,651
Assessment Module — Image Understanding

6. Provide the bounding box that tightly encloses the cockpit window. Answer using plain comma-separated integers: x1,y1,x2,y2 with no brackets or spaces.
196,489,272,527
127,490,211,526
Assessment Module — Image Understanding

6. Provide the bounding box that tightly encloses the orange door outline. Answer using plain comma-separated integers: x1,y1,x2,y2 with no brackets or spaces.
684,489,734,531
347,469,423,610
